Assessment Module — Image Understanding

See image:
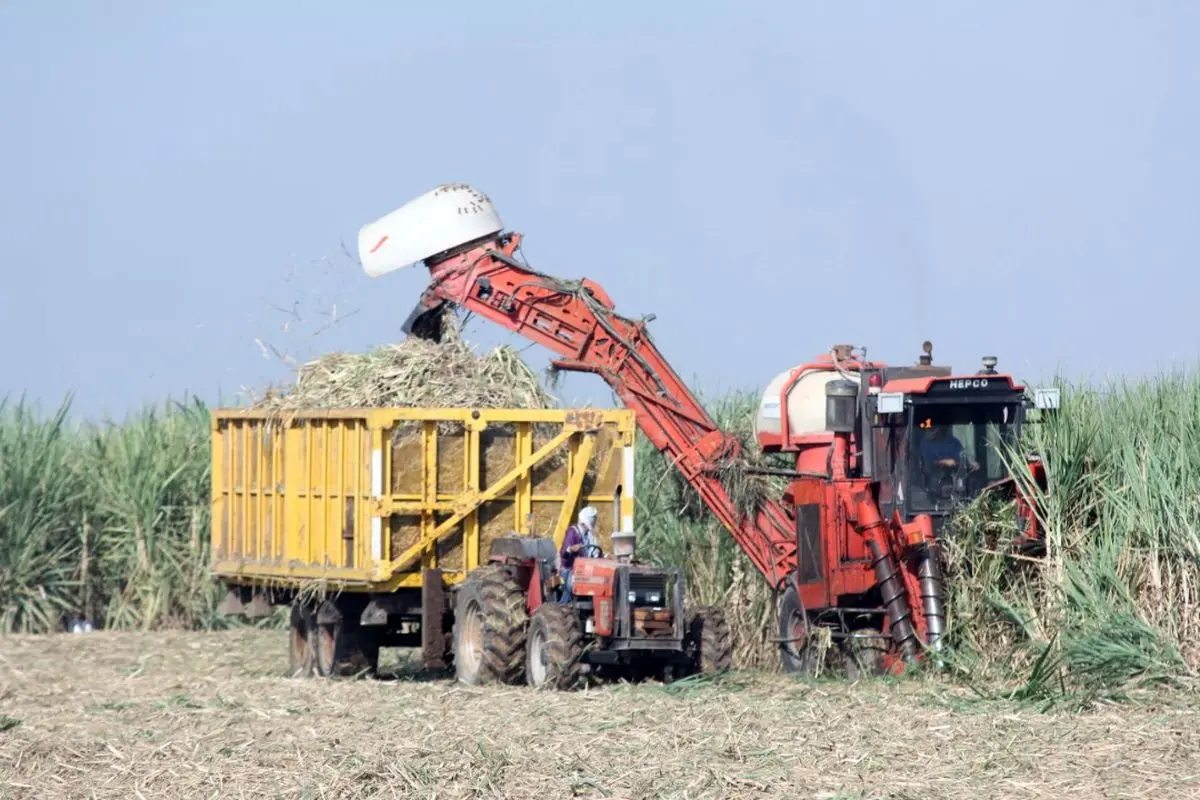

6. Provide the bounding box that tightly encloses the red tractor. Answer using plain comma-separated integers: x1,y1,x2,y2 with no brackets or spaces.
357,183,1059,677
452,531,731,689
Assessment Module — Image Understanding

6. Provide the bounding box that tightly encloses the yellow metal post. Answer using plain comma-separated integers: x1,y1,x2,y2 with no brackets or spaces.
369,421,386,574
210,416,225,560
464,418,482,573
421,421,437,572
552,432,596,548
515,422,532,533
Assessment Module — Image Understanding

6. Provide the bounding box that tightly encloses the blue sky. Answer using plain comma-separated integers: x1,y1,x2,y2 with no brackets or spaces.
2,2,1197,420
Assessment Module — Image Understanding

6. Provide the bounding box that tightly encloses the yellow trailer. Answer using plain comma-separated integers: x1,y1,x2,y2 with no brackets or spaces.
210,406,638,677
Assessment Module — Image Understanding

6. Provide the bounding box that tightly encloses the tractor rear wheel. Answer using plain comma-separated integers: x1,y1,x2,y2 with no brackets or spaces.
685,605,733,675
525,604,585,690
453,564,528,686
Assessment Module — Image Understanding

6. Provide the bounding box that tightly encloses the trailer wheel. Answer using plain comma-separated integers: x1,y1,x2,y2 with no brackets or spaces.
288,601,315,678
453,565,528,686
525,604,585,690
685,605,733,675
313,599,379,678
777,584,824,676
354,629,382,677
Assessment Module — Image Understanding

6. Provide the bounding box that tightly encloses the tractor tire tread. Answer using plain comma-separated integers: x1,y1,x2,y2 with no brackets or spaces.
530,604,586,690
454,564,528,685
686,605,734,675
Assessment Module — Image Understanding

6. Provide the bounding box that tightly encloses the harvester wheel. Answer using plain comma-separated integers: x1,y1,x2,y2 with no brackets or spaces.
525,604,585,690
777,584,825,676
288,601,315,678
685,605,734,675
843,627,889,681
453,564,528,686
313,600,379,678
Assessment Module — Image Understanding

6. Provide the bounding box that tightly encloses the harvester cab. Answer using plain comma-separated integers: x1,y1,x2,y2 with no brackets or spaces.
867,343,1060,536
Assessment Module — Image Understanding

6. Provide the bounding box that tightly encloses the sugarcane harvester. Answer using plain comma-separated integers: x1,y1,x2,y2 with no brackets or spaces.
357,183,1061,676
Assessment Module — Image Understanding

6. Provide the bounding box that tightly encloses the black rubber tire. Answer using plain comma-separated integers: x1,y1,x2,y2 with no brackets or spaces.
843,627,889,681
659,661,684,684
353,629,382,677
453,564,528,686
777,584,822,676
313,600,341,678
525,604,586,690
313,599,378,678
685,605,734,675
288,601,315,678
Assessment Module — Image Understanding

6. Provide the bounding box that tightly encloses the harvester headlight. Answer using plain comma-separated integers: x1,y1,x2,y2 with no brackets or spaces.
648,592,662,604
877,392,905,414
628,591,637,603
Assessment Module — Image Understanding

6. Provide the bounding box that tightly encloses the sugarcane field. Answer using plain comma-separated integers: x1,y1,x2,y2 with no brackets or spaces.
4,6,1200,800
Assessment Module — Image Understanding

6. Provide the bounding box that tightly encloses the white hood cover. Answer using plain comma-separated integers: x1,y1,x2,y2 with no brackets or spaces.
358,183,504,277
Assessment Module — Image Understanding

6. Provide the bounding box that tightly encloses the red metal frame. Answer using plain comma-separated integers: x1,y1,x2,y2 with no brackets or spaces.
411,232,1044,664
571,557,618,637
415,233,797,591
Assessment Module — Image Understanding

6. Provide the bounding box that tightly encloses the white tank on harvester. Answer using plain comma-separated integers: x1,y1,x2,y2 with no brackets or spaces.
753,366,862,442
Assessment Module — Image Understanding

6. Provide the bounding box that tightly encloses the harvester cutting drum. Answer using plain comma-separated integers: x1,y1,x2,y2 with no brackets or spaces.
355,183,1063,678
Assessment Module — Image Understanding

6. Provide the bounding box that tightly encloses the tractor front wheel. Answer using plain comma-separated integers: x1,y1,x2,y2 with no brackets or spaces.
684,605,733,676
453,565,528,686
525,604,585,690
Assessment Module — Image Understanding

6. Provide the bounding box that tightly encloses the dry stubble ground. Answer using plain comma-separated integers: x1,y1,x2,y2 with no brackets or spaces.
1,629,1198,799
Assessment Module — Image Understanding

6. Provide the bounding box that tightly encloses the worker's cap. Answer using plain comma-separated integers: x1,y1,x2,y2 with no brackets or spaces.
578,506,598,526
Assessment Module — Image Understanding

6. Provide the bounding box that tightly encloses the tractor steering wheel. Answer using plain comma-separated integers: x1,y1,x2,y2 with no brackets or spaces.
930,458,971,502
579,543,603,559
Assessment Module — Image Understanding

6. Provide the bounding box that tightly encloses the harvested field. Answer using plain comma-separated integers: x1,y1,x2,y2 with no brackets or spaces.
2,630,1198,799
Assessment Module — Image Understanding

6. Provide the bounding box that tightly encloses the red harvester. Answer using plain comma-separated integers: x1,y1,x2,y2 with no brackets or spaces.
357,184,1059,676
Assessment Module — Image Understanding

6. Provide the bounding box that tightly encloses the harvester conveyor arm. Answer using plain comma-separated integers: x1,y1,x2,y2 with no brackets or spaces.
407,233,798,590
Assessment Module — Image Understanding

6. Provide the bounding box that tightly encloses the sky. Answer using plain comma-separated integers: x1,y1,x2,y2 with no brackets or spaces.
1,1,1198,420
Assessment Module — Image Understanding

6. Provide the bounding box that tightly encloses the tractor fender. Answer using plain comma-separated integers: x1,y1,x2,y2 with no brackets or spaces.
487,534,558,565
